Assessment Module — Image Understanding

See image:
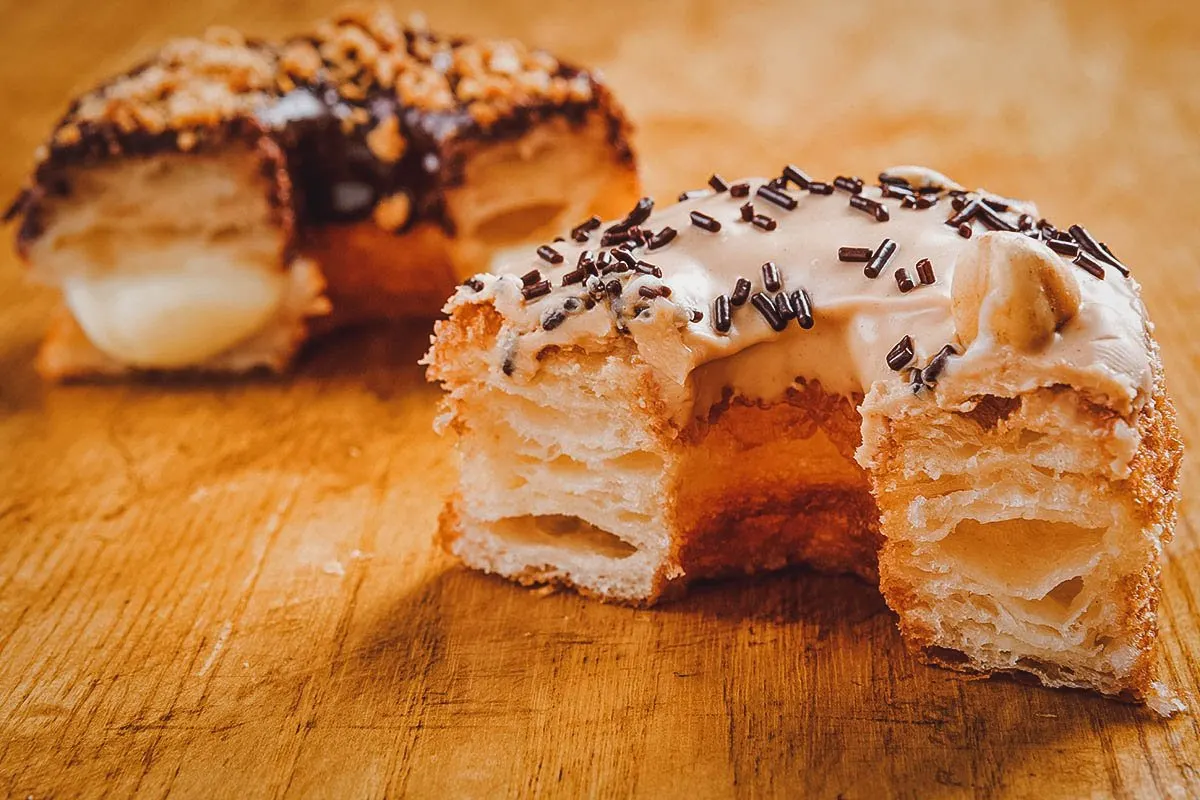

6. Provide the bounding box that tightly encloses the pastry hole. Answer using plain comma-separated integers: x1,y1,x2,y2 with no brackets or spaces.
1045,575,1084,607
490,514,638,559
936,518,1105,597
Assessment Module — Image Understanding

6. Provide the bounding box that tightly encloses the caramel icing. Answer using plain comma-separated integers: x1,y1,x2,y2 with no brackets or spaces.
444,167,1152,432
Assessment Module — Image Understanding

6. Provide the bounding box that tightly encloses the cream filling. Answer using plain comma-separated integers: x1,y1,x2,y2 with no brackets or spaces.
63,264,286,368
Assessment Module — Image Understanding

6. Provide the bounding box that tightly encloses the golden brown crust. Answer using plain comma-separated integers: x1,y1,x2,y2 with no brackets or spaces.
302,220,458,329
875,349,1182,701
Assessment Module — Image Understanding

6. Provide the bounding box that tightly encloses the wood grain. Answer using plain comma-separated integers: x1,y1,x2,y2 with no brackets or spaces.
2,1,1199,797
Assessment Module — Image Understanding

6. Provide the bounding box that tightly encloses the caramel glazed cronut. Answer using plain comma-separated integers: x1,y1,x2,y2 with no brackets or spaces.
5,4,639,379
426,166,1184,708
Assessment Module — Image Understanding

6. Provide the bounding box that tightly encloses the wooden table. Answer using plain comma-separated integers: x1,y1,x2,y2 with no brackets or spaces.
3,1,1199,797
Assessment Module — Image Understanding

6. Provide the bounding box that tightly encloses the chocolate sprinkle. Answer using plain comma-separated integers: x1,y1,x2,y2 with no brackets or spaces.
762,261,782,292
757,184,799,211
895,268,915,293
946,200,980,228
750,292,787,331
730,277,752,306
1099,242,1130,276
464,278,484,292
807,182,834,195
648,226,678,250
740,202,755,222
601,229,631,247
605,279,623,297
1073,250,1106,279
713,294,732,333
622,197,654,229
521,269,542,287
957,222,973,239
782,165,812,190
915,258,935,285
850,194,889,222
886,335,914,371
1070,224,1129,276
522,279,552,300
570,215,602,242
708,174,729,192
978,205,1018,232
634,260,663,278
981,196,1009,213
882,183,915,200
537,245,563,264
751,214,778,231
561,268,586,286
865,238,897,278
690,210,722,232
542,309,567,330
610,248,636,269
833,176,864,194
1047,238,1079,258
730,182,751,198
921,344,958,385
791,289,814,329
774,291,796,320
838,246,873,262
914,195,938,210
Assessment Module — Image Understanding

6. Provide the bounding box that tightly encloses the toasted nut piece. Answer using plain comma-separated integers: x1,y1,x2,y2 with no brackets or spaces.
372,192,412,232
365,115,406,164
952,232,1081,352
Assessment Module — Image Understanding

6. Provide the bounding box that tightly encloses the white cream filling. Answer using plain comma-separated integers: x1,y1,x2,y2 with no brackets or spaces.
63,264,286,368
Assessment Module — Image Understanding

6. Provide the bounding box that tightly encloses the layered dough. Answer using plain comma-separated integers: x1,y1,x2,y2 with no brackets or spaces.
8,6,638,379
426,166,1183,707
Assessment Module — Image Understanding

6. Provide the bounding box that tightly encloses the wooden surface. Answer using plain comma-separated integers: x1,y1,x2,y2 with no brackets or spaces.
2,1,1200,797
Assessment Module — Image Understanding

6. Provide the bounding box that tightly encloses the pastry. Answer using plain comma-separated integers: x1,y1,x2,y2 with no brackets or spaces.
425,166,1183,707
5,5,638,379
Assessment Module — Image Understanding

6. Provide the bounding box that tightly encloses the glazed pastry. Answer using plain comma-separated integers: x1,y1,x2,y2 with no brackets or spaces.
6,5,638,379
425,166,1183,708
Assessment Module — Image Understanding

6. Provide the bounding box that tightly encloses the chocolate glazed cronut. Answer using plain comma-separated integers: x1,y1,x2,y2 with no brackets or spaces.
6,5,639,377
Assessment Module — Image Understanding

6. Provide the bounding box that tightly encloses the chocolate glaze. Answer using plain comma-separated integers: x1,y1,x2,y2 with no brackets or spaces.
8,17,636,260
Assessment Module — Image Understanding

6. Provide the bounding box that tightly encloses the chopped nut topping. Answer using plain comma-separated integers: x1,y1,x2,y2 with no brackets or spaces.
365,115,406,163
279,41,321,83
372,192,411,232
48,6,602,157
